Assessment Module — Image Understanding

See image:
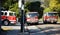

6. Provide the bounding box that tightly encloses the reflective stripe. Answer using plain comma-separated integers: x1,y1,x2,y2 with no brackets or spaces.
9,20,16,21
10,21,16,23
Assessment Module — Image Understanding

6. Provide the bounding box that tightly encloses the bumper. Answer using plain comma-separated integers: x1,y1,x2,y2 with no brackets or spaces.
10,21,16,24
27,21,38,23
45,20,57,23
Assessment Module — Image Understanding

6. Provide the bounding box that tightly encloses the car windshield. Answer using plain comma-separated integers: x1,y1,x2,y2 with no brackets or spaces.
48,13,58,16
27,13,38,17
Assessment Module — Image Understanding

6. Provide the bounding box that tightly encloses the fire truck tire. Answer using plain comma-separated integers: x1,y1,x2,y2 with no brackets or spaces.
43,21,47,24
53,22,57,24
26,23,30,26
3,20,10,26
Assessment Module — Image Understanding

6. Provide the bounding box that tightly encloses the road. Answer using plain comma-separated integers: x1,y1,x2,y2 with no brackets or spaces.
1,24,60,35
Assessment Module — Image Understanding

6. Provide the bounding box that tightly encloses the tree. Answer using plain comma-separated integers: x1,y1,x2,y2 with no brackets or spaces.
44,0,50,8
27,1,41,12
44,8,52,13
25,2,30,13
2,0,18,10
1,0,19,17
9,3,19,17
26,1,44,18
44,0,60,12
49,0,58,10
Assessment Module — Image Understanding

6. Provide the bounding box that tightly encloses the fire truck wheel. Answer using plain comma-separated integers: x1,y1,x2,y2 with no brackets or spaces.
26,22,30,26
3,20,10,26
43,21,47,24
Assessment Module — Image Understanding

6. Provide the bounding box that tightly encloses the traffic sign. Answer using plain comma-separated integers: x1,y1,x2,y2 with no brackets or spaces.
18,0,22,8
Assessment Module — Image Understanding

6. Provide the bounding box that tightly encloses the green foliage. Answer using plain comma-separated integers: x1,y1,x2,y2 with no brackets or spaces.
9,2,19,17
55,4,60,12
2,0,19,17
26,1,44,18
44,0,50,7
25,2,30,13
49,0,58,10
27,1,41,12
44,0,60,13
9,3,18,14
44,8,52,13
2,0,12,10
25,2,30,9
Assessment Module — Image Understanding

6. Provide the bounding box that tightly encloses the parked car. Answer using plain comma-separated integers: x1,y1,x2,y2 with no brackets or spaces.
43,12,58,24
26,12,39,25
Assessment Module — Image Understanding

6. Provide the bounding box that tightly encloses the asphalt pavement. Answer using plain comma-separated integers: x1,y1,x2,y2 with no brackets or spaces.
1,24,60,35
1,29,46,35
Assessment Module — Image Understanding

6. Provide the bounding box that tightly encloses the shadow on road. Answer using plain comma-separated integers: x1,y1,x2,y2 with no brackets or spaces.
1,29,7,35
45,30,60,35
39,27,60,35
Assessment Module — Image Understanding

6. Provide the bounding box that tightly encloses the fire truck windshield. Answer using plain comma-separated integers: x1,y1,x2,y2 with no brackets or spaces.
5,12,7,15
28,13,38,17
9,13,16,16
9,13,13,16
1,12,3,15
1,12,7,15
48,13,58,16
13,13,16,16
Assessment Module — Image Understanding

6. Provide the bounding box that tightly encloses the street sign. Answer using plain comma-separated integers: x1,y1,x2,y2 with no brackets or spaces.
18,0,22,8
21,5,24,10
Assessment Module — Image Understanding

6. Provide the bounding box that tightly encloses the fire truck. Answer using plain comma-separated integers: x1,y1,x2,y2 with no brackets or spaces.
43,12,58,24
1,11,16,25
26,12,39,25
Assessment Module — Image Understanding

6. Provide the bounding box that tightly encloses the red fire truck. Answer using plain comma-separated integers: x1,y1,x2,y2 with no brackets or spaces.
43,12,58,24
26,12,39,25
1,11,16,25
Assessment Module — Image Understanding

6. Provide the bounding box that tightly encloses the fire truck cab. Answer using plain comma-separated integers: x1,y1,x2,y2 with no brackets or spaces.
1,11,16,25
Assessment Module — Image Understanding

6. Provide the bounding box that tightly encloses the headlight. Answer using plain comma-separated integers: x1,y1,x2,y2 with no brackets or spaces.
54,19,57,21
47,19,50,21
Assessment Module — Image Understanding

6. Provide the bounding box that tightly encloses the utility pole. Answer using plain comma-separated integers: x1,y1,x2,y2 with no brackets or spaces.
0,0,2,35
18,0,25,35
